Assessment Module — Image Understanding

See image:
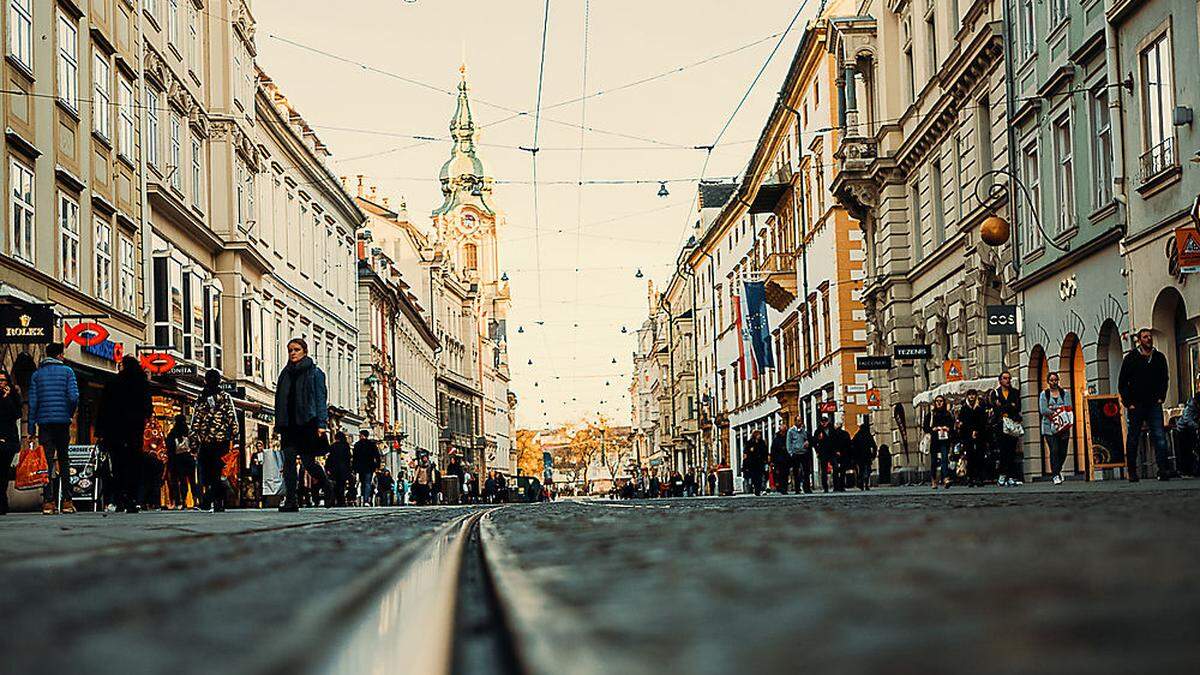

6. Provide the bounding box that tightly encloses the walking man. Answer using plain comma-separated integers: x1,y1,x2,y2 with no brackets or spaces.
352,430,381,505
27,343,79,514
274,338,334,511
814,416,834,493
769,426,790,494
786,416,812,494
742,430,768,495
1118,328,1173,481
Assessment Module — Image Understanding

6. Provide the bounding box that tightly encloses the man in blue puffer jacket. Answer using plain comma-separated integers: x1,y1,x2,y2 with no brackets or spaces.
27,342,80,514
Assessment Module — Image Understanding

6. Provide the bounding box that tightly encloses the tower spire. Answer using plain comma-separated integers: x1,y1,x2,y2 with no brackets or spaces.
435,67,493,217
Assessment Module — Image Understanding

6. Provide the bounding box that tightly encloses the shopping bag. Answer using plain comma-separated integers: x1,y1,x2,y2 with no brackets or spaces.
221,444,240,491
1002,417,1025,438
1050,406,1074,435
15,438,48,490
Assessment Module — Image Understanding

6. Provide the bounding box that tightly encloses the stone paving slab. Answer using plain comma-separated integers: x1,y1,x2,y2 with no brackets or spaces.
0,507,478,675
487,482,1200,675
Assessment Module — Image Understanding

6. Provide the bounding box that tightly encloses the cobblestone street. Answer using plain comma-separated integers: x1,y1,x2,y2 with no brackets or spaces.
3,482,1198,674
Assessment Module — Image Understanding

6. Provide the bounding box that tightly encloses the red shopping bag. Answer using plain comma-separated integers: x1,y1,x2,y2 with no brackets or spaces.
221,444,240,492
15,438,49,490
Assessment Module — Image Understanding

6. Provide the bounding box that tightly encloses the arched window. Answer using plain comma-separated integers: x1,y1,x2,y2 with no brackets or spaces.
464,243,478,270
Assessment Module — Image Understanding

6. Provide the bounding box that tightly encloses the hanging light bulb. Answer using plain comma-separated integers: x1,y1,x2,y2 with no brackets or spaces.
528,359,533,365
501,272,509,281
657,182,669,198
620,326,628,334
635,268,644,278
612,358,618,364
518,326,525,334
605,381,610,386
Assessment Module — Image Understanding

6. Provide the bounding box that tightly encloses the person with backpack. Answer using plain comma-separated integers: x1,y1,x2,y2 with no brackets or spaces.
274,338,334,511
190,369,238,512
166,414,197,509
28,343,81,514
1039,372,1073,485
0,369,23,515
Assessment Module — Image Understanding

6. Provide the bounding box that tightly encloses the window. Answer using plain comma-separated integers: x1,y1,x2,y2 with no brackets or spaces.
146,89,160,167
821,286,832,356
1090,84,1114,207
93,50,111,139
930,158,946,246
976,97,994,180
925,4,938,72
58,193,81,287
94,218,113,303
191,134,203,206
902,14,916,104
153,253,185,352
1138,31,1176,181
170,112,182,191
8,0,33,69
464,243,478,269
1020,139,1043,254
119,233,137,314
203,281,223,369
118,77,136,159
1049,0,1068,27
909,180,924,264
57,11,79,110
951,130,964,222
167,0,179,46
242,298,256,377
1019,0,1035,59
9,158,34,264
187,2,198,71
1052,114,1074,234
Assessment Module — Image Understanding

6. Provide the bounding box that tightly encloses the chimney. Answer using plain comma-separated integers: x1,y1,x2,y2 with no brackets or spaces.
369,185,378,200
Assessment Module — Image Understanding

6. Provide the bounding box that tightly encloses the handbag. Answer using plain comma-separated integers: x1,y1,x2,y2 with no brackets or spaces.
1050,406,1074,435
15,437,49,490
1002,416,1024,438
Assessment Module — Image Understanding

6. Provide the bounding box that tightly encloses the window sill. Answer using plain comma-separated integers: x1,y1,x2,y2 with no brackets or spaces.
188,70,202,88
1087,201,1118,224
92,130,113,150
55,98,81,122
1050,224,1078,249
5,54,34,82
116,153,136,171
1136,165,1182,198
1022,248,1047,265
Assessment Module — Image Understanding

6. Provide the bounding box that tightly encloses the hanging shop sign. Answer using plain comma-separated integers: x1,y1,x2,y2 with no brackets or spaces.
943,359,965,382
0,303,54,344
986,305,1019,335
856,355,893,371
63,322,109,348
167,363,199,379
818,400,839,414
1175,225,1200,274
893,344,933,360
252,410,276,423
82,338,125,364
140,352,177,375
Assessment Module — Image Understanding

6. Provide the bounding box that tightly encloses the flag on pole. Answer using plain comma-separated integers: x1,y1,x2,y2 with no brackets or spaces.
732,293,751,381
742,280,774,377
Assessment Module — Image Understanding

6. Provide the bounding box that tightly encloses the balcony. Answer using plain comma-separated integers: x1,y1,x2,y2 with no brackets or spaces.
1138,137,1180,191
763,251,797,312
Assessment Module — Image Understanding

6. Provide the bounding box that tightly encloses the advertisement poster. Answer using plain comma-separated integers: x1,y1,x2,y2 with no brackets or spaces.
67,445,100,501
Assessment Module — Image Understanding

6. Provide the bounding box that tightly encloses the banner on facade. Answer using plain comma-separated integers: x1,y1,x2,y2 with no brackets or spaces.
856,355,893,371
732,294,750,380
0,302,54,344
739,281,774,379
986,305,1020,335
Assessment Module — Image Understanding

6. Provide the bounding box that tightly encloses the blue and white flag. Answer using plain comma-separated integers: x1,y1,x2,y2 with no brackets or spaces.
741,280,775,375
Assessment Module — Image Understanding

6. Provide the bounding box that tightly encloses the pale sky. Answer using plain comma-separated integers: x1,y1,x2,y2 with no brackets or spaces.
254,0,814,429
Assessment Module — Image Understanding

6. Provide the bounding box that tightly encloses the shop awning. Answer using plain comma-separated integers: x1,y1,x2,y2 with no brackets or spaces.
912,378,995,407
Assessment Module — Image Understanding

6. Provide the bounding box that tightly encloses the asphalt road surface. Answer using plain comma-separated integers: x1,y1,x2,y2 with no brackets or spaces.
2,481,1197,674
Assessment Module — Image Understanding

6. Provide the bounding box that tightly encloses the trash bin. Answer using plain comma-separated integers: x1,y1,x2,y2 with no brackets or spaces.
440,476,462,505
717,468,734,496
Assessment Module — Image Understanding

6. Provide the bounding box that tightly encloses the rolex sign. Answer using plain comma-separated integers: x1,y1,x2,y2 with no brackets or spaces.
0,303,54,344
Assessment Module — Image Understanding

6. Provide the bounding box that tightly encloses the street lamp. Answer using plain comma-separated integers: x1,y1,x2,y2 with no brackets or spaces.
973,168,1069,252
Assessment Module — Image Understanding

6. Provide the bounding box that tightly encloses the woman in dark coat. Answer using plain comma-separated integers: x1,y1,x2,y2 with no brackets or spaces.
96,356,153,513
166,414,196,509
956,389,990,487
923,395,956,489
0,369,23,515
274,338,333,512
851,418,878,490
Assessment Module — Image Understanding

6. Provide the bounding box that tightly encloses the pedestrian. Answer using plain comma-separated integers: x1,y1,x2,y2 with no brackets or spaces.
988,371,1024,486
743,430,769,495
166,414,197,509
877,443,892,485
1117,328,1174,481
648,471,661,499
95,354,149,514
249,449,265,508
326,431,352,506
377,469,395,506
669,470,684,497
1175,373,1200,478
683,469,697,497
352,430,381,505
770,426,791,494
827,421,853,492
274,338,335,512
956,389,989,487
787,416,812,494
411,452,434,505
1039,372,1073,485
923,395,956,489
813,416,834,493
0,369,22,515
852,417,877,490
706,468,717,496
190,369,238,512
446,453,465,504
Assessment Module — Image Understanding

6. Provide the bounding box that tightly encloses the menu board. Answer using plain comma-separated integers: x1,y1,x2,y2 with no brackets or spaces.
68,445,100,501
1085,395,1126,469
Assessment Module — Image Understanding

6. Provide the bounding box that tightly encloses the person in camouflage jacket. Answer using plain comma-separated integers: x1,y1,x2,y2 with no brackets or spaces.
190,369,238,511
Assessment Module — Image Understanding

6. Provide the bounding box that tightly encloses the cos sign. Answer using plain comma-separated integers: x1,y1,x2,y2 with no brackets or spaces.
986,305,1019,335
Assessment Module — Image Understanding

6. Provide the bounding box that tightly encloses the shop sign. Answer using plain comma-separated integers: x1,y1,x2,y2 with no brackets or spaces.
167,363,199,378
218,381,246,398
818,400,839,414
1085,394,1126,470
68,445,100,501
986,305,1019,335
0,303,54,344
943,359,965,382
252,410,275,423
1175,225,1200,274
856,355,893,370
141,352,177,375
82,338,125,363
63,322,109,348
866,389,882,410
893,344,933,360
845,384,867,394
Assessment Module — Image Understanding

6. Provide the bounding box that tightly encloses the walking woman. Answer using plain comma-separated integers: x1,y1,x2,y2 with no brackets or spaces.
923,395,956,489
166,414,197,509
97,356,152,513
274,338,334,512
0,370,22,515
1039,372,1073,485
988,371,1024,486
190,369,238,512
956,389,990,487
